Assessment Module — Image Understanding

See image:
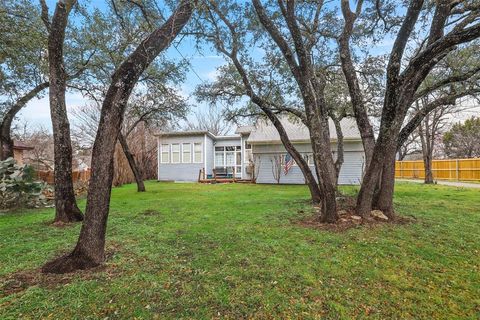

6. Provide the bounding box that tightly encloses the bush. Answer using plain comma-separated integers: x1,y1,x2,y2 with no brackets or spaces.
0,158,46,210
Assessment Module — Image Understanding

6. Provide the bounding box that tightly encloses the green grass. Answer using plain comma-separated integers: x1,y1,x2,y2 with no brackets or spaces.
1,182,479,319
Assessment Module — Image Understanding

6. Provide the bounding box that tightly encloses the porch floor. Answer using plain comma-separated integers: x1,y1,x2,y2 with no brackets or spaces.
198,178,253,184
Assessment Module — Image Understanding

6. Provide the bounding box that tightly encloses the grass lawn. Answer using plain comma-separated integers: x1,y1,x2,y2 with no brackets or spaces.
0,182,479,319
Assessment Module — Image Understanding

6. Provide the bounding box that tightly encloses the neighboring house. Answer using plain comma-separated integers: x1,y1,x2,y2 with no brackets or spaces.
156,117,365,185
13,141,34,165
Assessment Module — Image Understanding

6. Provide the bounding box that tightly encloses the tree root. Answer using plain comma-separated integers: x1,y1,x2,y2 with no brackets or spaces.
53,202,84,224
41,252,100,274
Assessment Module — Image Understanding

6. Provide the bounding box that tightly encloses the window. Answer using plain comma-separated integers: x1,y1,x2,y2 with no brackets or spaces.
214,145,241,177
161,144,170,163
226,151,235,166
215,146,224,167
182,143,191,163
171,144,180,163
194,142,202,163
303,153,314,166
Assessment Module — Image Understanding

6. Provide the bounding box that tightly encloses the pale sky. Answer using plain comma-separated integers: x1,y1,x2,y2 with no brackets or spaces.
13,1,480,132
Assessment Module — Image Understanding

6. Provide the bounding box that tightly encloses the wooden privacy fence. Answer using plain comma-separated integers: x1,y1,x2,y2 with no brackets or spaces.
395,158,480,181
36,169,91,185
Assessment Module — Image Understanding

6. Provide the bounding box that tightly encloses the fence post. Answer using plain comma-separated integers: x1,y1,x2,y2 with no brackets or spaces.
456,159,459,181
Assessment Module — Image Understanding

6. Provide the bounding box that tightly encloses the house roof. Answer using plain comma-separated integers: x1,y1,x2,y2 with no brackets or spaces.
235,125,255,135
155,130,241,140
247,117,361,144
155,130,217,139
155,117,362,144
13,141,34,150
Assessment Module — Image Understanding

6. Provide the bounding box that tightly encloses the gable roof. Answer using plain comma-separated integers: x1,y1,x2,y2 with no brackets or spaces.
13,141,34,150
247,117,361,144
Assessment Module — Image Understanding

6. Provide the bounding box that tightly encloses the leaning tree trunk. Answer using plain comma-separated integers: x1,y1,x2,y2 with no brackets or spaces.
47,1,83,223
118,132,145,192
338,0,375,171
42,0,194,274
227,46,322,204
257,102,322,204
0,82,50,160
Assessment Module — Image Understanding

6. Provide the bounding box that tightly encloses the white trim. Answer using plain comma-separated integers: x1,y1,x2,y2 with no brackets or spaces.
204,134,207,173
182,143,192,163
240,135,243,179
157,138,160,180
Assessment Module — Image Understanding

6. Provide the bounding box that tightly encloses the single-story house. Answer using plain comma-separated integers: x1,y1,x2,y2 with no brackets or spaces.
156,117,365,184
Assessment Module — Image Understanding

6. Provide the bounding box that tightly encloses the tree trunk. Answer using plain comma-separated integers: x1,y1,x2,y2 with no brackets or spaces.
309,115,338,223
0,121,14,160
338,0,375,170
259,104,322,204
418,117,435,184
118,132,145,192
373,143,397,217
42,0,194,273
424,155,434,184
47,1,83,224
355,132,392,217
0,82,50,160
227,42,322,204
251,0,336,220
331,116,345,187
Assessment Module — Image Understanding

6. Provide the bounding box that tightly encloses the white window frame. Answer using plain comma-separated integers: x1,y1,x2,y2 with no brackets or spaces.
182,143,191,163
160,144,170,163
194,142,203,163
171,143,180,163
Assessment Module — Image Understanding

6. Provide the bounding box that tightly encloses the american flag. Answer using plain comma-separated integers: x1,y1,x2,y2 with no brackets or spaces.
284,153,294,175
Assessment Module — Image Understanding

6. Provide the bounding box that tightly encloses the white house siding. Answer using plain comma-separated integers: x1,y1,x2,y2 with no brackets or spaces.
338,151,365,185
253,141,364,185
157,135,206,181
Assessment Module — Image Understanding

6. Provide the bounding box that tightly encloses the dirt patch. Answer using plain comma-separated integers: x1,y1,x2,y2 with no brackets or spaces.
140,209,161,216
0,264,121,298
0,243,124,298
295,212,413,232
294,195,415,232
48,220,78,228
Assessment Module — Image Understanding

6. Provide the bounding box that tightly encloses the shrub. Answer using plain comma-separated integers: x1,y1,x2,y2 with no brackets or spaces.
0,158,46,210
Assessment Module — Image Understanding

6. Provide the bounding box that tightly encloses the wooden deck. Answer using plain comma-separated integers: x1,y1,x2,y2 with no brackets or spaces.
198,168,252,184
198,178,253,184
